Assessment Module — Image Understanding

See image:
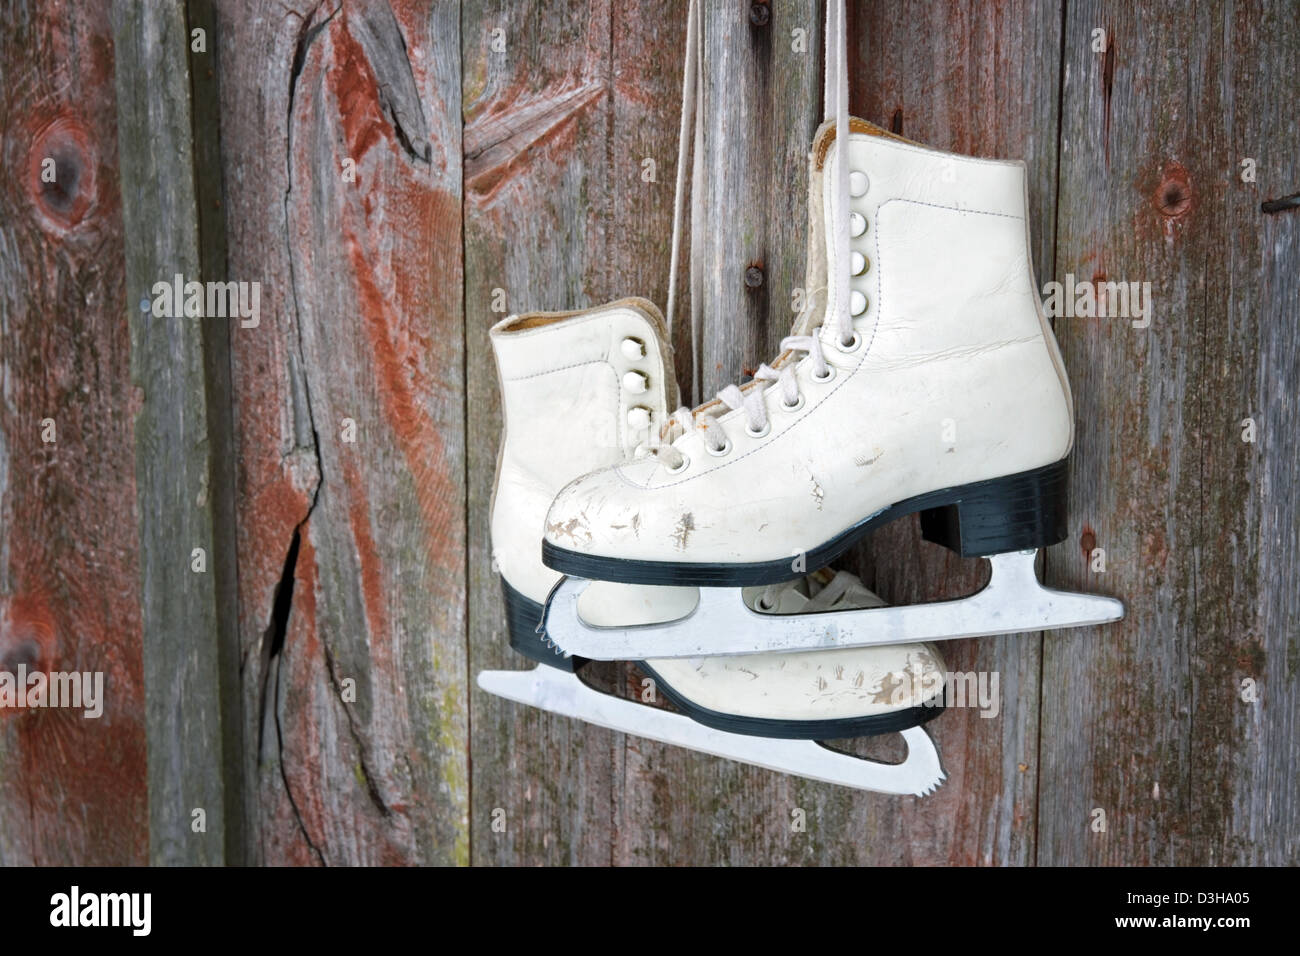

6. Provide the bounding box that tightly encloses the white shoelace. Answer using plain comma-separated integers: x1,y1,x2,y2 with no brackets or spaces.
660,0,854,463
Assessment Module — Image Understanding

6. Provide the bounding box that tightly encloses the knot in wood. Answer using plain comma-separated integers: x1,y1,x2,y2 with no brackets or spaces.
0,639,43,674
27,115,97,233
0,594,57,685
1079,526,1097,560
1153,161,1193,220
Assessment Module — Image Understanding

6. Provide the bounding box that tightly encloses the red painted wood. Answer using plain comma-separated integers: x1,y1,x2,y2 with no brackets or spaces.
0,1,147,865
218,0,468,864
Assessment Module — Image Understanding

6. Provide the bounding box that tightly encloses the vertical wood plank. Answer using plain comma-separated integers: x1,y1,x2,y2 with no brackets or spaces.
463,0,622,866
603,0,704,864
0,0,148,865
214,0,321,865
693,0,822,400
1045,0,1222,865
840,0,1063,866
113,0,245,865
187,0,247,864
608,0,691,390
218,0,468,864
1226,1,1300,865
612,0,841,866
1042,0,1300,865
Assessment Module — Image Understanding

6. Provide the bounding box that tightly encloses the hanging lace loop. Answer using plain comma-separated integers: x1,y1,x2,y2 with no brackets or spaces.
657,0,854,467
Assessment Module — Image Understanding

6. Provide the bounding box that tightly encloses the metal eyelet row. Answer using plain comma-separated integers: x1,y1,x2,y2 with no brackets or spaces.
670,166,873,469
848,167,871,322
621,337,652,431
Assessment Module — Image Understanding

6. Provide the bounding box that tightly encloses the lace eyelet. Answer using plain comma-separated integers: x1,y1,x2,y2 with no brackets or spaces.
665,454,690,474
746,421,771,438
849,170,869,197
850,212,867,237
620,337,646,360
706,438,733,457
756,596,775,611
781,394,805,413
811,365,836,383
837,332,861,353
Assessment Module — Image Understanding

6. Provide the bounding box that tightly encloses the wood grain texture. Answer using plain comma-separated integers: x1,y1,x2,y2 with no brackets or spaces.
188,0,247,864
692,0,822,405
463,0,624,866
217,0,468,865
1041,0,1300,865
112,0,235,866
610,0,694,393
0,0,148,866
1231,2,1300,865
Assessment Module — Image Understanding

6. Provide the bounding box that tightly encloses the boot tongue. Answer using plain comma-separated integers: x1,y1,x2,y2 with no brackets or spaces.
790,117,838,338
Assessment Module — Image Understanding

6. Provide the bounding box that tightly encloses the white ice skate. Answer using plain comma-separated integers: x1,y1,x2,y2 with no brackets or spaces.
478,300,946,795
540,0,1124,662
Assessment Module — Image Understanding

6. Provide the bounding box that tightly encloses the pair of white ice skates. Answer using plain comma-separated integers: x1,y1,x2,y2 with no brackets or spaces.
479,1,1123,795
483,298,951,794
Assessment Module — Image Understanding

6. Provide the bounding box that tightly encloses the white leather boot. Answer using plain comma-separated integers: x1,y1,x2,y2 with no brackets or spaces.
546,118,1073,574
539,117,1122,660
480,299,947,794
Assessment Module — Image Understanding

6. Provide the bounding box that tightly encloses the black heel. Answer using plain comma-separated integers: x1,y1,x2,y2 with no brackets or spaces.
501,579,585,672
920,459,1069,557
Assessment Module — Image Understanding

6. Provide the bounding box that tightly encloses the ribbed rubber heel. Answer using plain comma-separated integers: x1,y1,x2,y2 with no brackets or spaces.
919,459,1069,557
501,579,584,672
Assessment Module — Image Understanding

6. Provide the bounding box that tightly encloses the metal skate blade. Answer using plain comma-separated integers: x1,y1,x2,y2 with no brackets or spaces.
542,551,1125,660
477,666,945,796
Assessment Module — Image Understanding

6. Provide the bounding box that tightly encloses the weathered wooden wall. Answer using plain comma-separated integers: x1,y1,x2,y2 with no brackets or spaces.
0,0,148,866
113,0,240,867
0,0,1295,865
1042,0,1300,866
217,0,468,865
